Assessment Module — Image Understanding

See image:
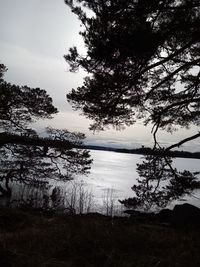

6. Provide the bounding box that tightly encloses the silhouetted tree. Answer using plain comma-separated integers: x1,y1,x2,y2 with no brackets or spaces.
65,0,200,209
0,63,92,198
120,154,200,210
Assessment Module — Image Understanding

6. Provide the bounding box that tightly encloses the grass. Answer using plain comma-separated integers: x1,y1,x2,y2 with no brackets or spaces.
0,208,200,267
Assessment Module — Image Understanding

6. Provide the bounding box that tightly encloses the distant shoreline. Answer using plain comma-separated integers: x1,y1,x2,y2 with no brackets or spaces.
84,145,200,159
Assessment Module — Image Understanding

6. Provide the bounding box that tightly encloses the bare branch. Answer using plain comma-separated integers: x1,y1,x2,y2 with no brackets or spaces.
165,132,200,152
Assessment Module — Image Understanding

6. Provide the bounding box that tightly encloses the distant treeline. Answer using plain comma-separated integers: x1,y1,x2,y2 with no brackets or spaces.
84,145,200,159
1,132,199,160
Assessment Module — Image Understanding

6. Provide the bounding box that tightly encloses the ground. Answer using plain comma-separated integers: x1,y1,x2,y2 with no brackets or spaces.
0,208,200,267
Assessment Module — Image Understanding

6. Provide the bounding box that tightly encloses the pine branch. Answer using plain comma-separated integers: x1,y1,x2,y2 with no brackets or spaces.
0,132,74,150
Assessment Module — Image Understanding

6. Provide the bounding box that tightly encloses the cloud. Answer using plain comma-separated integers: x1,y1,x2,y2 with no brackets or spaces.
0,41,86,111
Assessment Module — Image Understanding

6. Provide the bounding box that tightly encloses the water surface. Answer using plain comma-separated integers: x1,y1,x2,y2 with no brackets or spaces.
75,150,200,208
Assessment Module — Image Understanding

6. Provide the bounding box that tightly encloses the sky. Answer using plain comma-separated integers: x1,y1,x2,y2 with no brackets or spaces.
0,0,199,151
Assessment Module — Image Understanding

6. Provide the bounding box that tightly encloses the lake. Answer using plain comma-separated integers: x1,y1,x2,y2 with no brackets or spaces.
68,150,200,210
7,149,200,213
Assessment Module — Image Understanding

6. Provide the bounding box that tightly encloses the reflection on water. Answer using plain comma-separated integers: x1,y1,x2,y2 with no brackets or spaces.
79,151,200,206
78,150,200,209
1,150,200,212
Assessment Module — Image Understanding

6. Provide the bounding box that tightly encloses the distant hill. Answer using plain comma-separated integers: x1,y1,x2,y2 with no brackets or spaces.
84,145,200,159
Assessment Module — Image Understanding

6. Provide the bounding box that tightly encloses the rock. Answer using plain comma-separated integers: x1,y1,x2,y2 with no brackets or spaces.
123,210,156,223
86,212,107,218
158,209,173,223
123,210,141,216
171,203,200,226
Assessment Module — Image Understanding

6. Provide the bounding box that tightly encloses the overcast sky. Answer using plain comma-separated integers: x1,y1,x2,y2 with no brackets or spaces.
0,0,199,150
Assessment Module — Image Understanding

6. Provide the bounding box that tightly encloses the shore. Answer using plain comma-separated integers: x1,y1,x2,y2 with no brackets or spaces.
84,145,200,159
0,207,200,267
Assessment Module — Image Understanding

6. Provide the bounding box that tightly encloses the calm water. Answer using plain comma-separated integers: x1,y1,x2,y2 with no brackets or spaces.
7,149,200,212
72,150,200,208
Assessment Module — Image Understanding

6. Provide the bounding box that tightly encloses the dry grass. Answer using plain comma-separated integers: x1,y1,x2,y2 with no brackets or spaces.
0,208,200,267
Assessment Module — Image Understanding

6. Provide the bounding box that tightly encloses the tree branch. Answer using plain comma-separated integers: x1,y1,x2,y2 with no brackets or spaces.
0,132,74,150
157,97,200,115
165,132,200,152
142,39,196,76
146,58,200,99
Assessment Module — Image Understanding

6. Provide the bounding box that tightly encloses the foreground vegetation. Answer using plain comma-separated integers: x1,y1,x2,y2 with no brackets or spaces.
0,207,200,267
